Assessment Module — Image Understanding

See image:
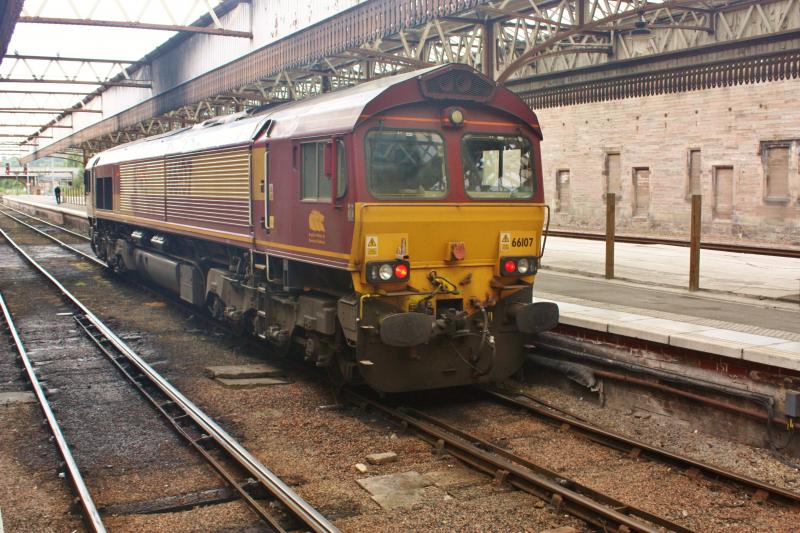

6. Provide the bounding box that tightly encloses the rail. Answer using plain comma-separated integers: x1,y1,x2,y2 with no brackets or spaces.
484,388,800,507
545,229,800,259
1,203,90,241
0,226,339,533
0,293,107,533
341,388,692,533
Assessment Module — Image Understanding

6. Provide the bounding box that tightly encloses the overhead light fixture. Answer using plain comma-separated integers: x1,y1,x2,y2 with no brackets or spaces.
631,13,651,37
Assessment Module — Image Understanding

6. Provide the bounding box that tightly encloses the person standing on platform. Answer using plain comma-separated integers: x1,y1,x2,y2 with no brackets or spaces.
54,184,61,204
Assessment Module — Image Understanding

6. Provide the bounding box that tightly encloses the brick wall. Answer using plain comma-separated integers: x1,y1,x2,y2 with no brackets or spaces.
536,78,800,245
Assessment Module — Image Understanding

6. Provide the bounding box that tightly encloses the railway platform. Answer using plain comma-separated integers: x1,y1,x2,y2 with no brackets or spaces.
3,193,798,372
2,193,85,219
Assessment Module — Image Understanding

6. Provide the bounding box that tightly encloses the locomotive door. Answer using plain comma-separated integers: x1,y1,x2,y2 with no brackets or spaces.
263,147,271,231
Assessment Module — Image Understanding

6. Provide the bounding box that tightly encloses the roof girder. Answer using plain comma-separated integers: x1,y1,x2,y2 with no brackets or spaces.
20,0,800,162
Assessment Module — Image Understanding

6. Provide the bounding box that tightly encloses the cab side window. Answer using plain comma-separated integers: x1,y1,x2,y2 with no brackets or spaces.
300,141,346,201
95,177,113,209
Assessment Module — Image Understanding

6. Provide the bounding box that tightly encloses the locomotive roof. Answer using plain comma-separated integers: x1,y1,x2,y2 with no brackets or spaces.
88,64,537,167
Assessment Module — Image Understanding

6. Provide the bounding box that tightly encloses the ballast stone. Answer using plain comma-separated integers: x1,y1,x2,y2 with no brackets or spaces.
366,451,398,465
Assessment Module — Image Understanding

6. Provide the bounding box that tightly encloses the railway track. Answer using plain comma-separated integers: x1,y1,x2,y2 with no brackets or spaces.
0,203,89,242
0,293,107,533
5,205,799,530
483,387,800,507
0,224,339,533
341,388,692,533
545,229,800,259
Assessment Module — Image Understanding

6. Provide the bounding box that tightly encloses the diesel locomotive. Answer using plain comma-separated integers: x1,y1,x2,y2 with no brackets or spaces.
85,64,558,392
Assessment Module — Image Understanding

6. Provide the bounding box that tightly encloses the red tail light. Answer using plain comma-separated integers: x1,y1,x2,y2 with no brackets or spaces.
500,256,538,277
366,260,411,284
394,263,409,279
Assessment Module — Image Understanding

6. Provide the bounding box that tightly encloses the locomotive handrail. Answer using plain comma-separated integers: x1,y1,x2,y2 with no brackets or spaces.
539,203,551,265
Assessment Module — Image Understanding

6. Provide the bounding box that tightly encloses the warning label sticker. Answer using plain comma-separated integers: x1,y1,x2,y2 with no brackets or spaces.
366,235,379,257
499,232,511,252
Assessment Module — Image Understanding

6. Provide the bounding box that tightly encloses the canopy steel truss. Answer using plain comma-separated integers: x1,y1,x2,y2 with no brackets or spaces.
1,0,248,151
17,0,249,36
14,0,800,163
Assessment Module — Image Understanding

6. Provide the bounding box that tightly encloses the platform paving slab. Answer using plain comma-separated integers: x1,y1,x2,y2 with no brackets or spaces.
541,236,800,301
0,392,36,406
668,332,745,359
205,363,285,379
558,313,610,331
605,320,672,344
743,343,800,371
536,294,800,371
2,194,86,217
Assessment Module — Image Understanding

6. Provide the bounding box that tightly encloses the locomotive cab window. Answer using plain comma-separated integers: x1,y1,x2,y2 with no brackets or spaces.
95,176,113,210
366,129,447,199
461,134,534,199
301,140,346,201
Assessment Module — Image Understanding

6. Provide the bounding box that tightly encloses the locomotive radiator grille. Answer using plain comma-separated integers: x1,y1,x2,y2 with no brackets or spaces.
165,148,251,228
119,159,166,219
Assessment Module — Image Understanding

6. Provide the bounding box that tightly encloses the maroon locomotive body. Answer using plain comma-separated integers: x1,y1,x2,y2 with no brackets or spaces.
86,64,558,392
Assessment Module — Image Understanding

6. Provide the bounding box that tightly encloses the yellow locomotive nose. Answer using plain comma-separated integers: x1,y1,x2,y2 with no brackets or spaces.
352,201,544,313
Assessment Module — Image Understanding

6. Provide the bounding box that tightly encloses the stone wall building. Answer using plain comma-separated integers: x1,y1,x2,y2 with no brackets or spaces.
520,65,800,246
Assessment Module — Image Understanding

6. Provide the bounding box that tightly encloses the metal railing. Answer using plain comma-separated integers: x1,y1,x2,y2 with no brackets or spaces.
60,186,85,206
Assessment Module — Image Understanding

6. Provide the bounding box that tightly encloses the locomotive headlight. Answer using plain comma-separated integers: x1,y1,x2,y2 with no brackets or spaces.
517,258,530,274
378,264,394,281
442,106,465,128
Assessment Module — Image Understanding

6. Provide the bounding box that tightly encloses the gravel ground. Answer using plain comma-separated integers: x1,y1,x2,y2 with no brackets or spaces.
6,212,797,532
0,403,86,532
0,221,259,532
0,216,587,532
420,391,800,533
516,378,800,493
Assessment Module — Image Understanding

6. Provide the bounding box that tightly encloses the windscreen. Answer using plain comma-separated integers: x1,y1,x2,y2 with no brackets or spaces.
365,129,447,199
461,134,535,199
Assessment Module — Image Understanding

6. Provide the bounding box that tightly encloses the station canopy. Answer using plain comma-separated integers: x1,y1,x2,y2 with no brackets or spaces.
0,0,238,161
0,0,792,165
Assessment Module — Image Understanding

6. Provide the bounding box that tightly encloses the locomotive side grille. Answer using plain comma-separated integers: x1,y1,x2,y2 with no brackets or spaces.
119,159,166,220
421,69,495,102
165,147,251,228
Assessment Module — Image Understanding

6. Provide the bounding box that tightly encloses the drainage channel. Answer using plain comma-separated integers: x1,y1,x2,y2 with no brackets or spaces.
341,388,692,533
0,227,339,533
